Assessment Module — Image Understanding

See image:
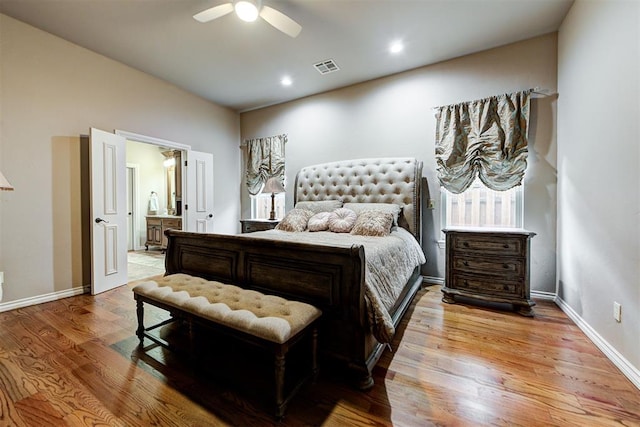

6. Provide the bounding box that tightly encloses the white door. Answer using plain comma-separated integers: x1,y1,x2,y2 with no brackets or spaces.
184,150,214,232
126,166,134,251
90,128,128,294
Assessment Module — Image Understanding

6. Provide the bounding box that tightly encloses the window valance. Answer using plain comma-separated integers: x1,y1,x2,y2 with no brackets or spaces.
245,134,287,196
435,90,531,194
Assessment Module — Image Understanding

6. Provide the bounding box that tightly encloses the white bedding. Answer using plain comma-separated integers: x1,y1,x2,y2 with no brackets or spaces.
242,227,426,343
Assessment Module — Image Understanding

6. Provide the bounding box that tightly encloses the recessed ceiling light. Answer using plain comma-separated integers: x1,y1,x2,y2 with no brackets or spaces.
389,40,404,54
281,76,292,86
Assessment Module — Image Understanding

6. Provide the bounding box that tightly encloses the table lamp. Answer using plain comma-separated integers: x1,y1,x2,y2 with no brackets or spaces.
261,177,285,220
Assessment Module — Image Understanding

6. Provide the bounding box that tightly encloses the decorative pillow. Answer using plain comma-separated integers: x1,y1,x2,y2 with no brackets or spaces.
275,209,314,232
307,211,332,232
350,210,394,237
294,200,343,214
328,208,357,233
343,202,401,225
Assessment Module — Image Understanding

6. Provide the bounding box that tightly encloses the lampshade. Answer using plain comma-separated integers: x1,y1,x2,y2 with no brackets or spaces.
0,170,14,191
261,177,285,194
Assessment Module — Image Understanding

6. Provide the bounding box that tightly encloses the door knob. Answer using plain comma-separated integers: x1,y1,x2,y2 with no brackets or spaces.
208,214,213,218
95,217,109,224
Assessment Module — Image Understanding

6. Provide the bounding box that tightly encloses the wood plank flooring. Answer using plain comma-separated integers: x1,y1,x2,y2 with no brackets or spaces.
1,280,639,426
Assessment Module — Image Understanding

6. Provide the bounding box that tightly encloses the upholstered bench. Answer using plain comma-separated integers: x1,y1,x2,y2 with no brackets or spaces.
132,273,322,418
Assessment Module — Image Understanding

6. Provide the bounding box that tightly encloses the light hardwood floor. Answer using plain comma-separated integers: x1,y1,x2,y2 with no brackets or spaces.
0,281,638,426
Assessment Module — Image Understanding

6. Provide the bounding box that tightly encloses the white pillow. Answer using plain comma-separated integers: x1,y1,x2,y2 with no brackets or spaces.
307,211,332,232
350,210,394,237
343,202,401,225
275,209,314,232
328,208,357,233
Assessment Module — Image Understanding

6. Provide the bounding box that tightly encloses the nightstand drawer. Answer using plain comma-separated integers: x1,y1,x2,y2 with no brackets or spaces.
452,255,524,277
450,274,523,297
451,234,524,256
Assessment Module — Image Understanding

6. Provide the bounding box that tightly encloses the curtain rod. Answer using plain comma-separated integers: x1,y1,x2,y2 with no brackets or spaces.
531,86,554,98
432,87,553,110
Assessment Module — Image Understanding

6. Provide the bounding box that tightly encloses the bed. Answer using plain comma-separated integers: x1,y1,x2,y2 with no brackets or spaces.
163,157,425,389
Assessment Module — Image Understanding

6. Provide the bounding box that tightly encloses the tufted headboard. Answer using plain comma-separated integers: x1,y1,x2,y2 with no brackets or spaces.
294,157,423,241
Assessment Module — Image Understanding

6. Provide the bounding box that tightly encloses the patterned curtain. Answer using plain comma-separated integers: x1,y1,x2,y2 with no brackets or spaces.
245,134,287,196
435,90,531,194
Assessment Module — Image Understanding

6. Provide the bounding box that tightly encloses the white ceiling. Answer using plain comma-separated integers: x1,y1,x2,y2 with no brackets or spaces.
0,0,573,112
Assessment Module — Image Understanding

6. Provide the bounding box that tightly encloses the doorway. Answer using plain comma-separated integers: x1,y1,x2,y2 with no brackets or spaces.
119,131,190,282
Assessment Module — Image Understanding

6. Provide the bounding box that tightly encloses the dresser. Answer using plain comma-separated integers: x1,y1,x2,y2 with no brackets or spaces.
240,219,280,233
145,216,182,251
442,228,536,316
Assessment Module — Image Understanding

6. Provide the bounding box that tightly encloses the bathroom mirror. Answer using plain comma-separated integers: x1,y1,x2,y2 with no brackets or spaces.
162,150,182,216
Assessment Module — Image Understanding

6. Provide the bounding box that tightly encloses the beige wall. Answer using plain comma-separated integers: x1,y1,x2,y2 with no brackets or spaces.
558,0,640,373
240,34,558,292
0,14,241,303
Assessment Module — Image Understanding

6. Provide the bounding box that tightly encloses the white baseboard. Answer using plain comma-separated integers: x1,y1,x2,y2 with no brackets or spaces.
0,285,89,313
531,290,556,301
555,296,640,391
423,276,445,286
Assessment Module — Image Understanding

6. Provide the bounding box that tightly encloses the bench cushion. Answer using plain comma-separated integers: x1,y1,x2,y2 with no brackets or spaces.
133,273,321,344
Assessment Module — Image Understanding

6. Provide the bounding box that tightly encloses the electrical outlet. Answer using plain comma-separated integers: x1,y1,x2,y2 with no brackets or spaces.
613,302,622,322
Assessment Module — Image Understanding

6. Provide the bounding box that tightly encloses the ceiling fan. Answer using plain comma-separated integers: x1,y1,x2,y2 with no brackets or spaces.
194,1,302,38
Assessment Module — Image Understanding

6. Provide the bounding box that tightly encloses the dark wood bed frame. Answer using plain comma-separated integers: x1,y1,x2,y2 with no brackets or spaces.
164,158,424,389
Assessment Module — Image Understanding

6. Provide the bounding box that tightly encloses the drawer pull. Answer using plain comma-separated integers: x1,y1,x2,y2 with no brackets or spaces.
503,244,510,249
463,242,470,247
463,261,469,266
503,264,510,269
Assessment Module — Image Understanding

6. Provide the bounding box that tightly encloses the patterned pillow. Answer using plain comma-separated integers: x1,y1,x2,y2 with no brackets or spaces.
328,208,357,233
294,200,343,214
275,209,314,232
343,202,401,225
307,211,332,232
350,210,394,237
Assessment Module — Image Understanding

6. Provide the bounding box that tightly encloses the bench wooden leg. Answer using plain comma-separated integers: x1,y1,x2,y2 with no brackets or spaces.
188,317,198,368
274,346,286,419
136,298,145,347
311,327,319,382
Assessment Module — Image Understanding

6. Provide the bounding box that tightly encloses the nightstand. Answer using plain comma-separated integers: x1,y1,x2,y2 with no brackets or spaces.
441,227,536,316
240,219,280,233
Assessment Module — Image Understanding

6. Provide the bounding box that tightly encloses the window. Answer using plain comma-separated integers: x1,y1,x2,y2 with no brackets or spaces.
441,178,523,229
251,193,286,220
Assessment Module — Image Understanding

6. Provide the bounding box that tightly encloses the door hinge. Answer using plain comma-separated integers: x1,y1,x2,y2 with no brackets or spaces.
185,204,188,210
184,160,188,167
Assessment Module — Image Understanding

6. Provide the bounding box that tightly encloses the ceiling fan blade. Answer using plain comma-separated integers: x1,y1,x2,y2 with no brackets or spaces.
193,3,234,23
259,6,302,38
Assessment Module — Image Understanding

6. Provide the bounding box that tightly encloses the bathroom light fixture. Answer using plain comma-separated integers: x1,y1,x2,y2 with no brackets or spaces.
0,170,14,191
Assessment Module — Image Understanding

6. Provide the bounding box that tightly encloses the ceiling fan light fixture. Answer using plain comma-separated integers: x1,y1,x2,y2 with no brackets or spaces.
235,1,259,22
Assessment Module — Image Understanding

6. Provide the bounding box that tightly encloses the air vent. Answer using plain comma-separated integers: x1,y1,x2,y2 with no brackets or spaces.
314,59,340,75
